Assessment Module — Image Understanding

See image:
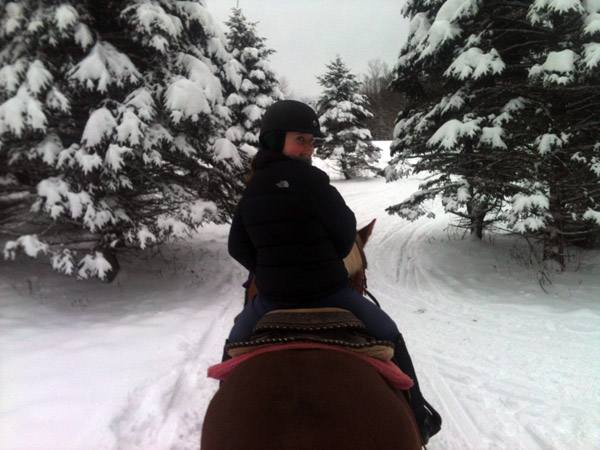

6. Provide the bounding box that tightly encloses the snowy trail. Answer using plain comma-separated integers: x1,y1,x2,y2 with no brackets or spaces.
108,228,245,450
0,226,247,450
1,157,599,449
336,177,599,450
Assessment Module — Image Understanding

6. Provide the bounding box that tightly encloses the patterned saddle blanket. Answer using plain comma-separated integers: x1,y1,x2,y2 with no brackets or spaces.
207,308,414,389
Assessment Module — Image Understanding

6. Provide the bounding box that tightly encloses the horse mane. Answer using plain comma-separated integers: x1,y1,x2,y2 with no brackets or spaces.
344,219,377,277
343,235,365,276
344,219,376,289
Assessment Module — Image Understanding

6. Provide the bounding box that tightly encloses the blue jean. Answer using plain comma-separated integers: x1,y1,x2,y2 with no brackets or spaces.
227,286,401,343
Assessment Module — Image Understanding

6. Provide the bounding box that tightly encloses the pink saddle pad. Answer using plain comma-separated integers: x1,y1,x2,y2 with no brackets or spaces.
207,342,413,390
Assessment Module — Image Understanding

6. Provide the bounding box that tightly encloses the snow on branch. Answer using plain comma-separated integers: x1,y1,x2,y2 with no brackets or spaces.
420,0,481,57
165,78,211,122
445,48,505,80
116,110,145,146
123,3,183,38
189,200,218,224
223,60,243,91
34,133,64,166
428,117,481,149
156,215,190,238
105,144,132,172
529,0,585,24
2,2,25,36
123,88,155,121
509,191,550,233
493,97,528,125
77,251,113,280
584,9,600,35
54,4,80,31
74,23,94,49
441,91,467,115
68,42,142,93
45,87,70,112
583,43,600,69
208,37,230,61
4,235,48,259
213,138,242,167
529,50,580,85
0,86,47,136
0,58,28,94
82,107,117,148
136,226,156,250
25,60,53,95
51,248,75,276
175,1,220,39
583,208,600,226
479,126,508,149
36,177,92,220
176,54,224,104
536,133,564,155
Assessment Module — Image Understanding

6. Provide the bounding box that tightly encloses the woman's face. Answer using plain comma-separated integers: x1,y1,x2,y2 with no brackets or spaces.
283,132,315,159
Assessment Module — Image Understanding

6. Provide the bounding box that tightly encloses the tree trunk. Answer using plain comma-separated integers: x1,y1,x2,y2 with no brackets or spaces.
472,213,485,239
467,198,486,240
340,159,353,180
543,193,566,270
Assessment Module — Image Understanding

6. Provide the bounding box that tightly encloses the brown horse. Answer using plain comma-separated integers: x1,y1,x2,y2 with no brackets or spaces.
201,219,422,450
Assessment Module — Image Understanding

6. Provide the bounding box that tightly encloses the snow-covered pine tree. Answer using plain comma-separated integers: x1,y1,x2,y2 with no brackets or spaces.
0,0,245,280
223,7,282,164
387,0,600,264
386,0,526,239
316,56,381,179
520,0,600,265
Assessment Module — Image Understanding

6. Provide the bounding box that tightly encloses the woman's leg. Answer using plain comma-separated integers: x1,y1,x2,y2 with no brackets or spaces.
222,295,285,363
304,286,441,443
303,286,400,341
227,294,284,342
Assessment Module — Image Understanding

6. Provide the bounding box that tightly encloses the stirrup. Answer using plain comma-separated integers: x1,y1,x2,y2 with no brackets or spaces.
419,399,442,445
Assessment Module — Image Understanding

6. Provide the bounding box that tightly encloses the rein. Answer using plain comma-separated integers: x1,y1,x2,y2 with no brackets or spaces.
364,288,381,308
348,269,381,308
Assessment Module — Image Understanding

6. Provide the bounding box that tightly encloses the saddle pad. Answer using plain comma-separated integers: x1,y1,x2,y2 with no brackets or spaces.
228,339,394,360
208,342,414,390
254,308,366,332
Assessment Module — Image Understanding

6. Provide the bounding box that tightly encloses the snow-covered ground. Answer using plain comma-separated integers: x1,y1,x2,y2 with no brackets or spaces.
1,142,599,450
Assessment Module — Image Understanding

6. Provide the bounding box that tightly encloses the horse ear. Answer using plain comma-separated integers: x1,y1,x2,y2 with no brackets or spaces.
357,219,376,246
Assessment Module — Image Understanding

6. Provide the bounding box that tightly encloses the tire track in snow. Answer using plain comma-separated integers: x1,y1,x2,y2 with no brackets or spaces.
335,177,596,449
422,362,481,449
110,236,245,450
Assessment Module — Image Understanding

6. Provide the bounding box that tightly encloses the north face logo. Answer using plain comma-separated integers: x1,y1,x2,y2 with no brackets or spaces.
276,180,289,188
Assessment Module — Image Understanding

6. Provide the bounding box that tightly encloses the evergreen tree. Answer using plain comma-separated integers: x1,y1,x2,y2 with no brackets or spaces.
387,0,600,265
520,0,600,264
0,0,245,279
223,7,282,162
316,56,381,179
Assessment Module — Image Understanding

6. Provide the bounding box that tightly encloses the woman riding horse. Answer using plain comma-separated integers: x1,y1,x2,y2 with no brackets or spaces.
226,100,441,443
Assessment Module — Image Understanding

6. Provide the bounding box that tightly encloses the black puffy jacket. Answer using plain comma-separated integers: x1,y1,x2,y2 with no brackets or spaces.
228,151,357,303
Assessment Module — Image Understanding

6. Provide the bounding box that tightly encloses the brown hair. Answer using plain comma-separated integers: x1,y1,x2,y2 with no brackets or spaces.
245,155,258,183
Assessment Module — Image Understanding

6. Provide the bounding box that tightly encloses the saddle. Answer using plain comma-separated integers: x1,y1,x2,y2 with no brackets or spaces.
226,308,395,361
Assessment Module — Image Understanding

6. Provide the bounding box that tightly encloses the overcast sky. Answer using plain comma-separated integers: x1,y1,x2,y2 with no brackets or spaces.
204,0,410,100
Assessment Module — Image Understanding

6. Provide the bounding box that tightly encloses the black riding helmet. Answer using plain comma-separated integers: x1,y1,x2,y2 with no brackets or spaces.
259,100,324,152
